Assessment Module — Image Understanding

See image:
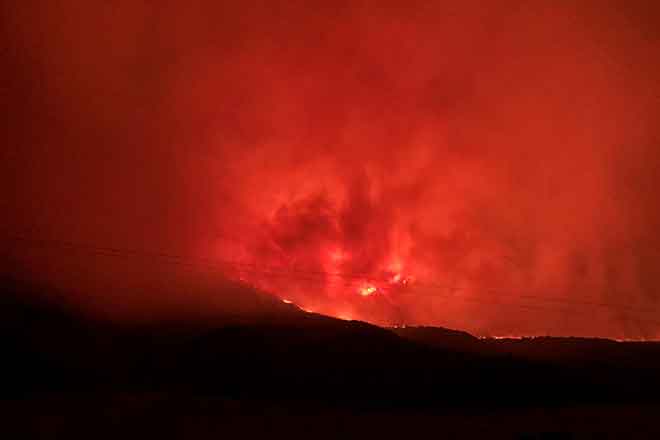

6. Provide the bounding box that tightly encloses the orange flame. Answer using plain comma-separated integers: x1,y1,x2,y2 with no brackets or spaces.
358,284,377,297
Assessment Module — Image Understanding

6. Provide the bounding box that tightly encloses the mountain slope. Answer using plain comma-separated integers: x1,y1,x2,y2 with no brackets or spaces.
3,277,660,407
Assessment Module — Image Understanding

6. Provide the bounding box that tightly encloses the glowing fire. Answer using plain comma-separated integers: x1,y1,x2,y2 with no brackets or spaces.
386,272,415,287
329,249,347,262
359,284,377,297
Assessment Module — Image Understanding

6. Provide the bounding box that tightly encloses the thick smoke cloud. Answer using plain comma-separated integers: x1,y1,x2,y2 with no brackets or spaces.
3,1,660,338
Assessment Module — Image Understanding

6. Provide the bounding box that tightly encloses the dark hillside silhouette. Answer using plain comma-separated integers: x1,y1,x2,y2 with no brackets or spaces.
3,278,660,407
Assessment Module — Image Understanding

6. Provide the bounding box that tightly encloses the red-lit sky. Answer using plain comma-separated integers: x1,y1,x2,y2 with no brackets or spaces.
3,1,660,338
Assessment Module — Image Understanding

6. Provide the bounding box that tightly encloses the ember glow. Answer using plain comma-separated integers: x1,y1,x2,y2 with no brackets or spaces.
3,1,660,340
359,285,377,297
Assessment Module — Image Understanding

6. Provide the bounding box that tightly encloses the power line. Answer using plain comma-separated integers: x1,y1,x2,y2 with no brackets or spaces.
4,233,660,326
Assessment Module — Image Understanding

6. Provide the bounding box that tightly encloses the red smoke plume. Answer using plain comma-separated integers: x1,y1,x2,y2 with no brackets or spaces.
3,1,660,338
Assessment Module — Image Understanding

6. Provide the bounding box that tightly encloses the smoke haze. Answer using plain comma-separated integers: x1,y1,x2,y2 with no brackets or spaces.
3,1,660,338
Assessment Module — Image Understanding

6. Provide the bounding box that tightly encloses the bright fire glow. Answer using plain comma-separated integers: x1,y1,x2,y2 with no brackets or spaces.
329,249,347,262
388,273,414,286
359,285,377,297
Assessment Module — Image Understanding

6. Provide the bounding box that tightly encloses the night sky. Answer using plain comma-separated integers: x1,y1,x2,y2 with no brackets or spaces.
3,1,660,338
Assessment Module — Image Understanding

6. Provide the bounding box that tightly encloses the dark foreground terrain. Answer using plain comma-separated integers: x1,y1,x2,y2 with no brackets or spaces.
3,277,660,438
4,394,660,439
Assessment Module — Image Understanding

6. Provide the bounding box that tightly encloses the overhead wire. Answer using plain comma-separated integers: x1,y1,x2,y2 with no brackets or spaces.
4,233,660,327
